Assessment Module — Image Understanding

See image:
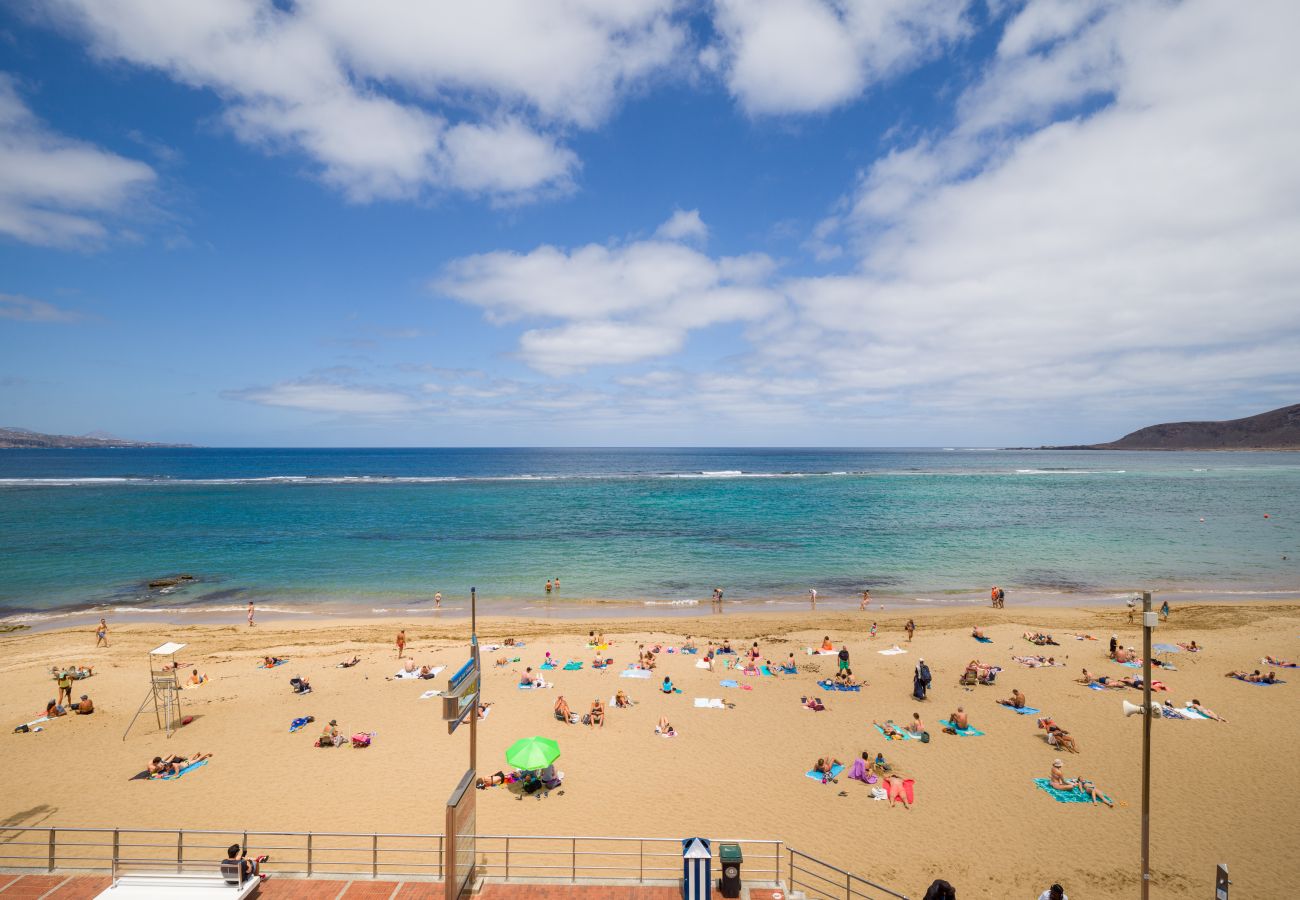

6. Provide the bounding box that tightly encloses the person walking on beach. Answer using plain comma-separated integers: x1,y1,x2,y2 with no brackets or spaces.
913,658,931,701
1160,599,1171,620
870,621,878,639
95,617,108,647
838,645,850,675
434,592,442,609
860,589,871,610
905,619,916,643
247,601,255,627
396,630,406,659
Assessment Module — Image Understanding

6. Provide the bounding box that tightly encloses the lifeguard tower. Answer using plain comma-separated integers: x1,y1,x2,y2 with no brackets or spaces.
122,642,187,741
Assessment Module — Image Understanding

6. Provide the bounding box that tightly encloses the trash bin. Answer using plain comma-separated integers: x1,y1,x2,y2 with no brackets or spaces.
719,843,743,898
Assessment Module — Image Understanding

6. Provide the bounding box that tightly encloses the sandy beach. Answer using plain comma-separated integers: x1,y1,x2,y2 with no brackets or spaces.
2,601,1298,898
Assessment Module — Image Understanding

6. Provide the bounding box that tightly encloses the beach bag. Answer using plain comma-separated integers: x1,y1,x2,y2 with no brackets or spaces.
921,731,931,743
350,732,371,748
870,787,888,800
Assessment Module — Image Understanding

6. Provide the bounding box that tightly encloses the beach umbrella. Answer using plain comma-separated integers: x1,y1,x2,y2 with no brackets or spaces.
1153,643,1181,654
506,736,561,770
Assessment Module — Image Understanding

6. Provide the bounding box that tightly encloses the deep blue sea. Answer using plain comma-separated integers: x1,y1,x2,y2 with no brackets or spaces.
1,447,1298,624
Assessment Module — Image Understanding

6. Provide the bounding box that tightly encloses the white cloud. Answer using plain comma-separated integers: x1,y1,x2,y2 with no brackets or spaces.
224,380,419,415
0,76,155,247
708,0,972,115
0,292,81,323
654,208,708,243
41,0,683,203
435,223,783,373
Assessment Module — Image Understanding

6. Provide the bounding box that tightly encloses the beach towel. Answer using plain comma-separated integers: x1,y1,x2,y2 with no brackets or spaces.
874,723,921,741
419,689,443,700
780,665,798,674
563,662,583,671
1263,659,1299,668
760,665,775,676
806,763,844,782
693,698,726,708
540,662,556,670
1180,707,1210,719
259,659,288,668
1120,661,1143,669
1002,705,1040,715
974,636,994,643
620,669,652,679
289,716,313,733
695,660,711,670
878,647,908,656
1086,683,1108,691
655,727,676,737
939,720,984,736
1033,778,1111,805
719,679,738,688
393,669,422,679
517,681,552,690
681,648,698,654
847,759,878,784
159,759,208,781
808,649,838,656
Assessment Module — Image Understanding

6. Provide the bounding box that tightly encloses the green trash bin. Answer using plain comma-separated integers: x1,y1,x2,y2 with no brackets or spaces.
719,843,743,898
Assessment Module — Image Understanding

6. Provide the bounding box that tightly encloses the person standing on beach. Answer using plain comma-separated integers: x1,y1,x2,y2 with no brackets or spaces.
838,645,850,675
554,577,560,591
860,589,871,610
434,592,442,609
870,621,878,639
913,658,931,701
247,601,255,627
905,619,916,643
95,617,108,647
396,630,406,659
545,579,553,595
1160,599,1171,620
809,588,817,606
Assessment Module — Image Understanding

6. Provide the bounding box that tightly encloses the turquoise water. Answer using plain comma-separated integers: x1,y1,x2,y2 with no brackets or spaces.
1,448,1297,622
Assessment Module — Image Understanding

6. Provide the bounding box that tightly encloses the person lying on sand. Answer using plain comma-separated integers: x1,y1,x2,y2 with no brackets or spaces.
1115,675,1168,691
875,720,905,739
1014,655,1058,667
1189,699,1228,722
336,657,361,668
148,752,212,777
1038,717,1078,753
971,627,986,639
814,756,843,779
884,773,911,809
1024,631,1058,646
998,689,1027,709
262,656,282,667
1263,655,1293,667
45,699,66,717
554,696,572,723
1179,641,1201,652
588,699,604,728
477,702,492,720
1049,759,1112,807
655,715,675,736
615,690,632,708
804,697,826,711
1227,669,1277,683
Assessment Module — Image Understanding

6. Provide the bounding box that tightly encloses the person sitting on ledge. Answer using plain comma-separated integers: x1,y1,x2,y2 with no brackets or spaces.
221,843,269,885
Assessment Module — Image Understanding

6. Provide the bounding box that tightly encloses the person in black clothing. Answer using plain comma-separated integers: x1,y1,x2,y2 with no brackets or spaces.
923,879,956,899
221,844,269,884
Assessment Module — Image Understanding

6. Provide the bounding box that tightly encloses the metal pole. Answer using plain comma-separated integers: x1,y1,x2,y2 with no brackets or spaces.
505,836,510,881
1141,590,1153,900
176,830,183,872
470,587,478,775
47,828,55,872
372,834,378,879
307,832,313,878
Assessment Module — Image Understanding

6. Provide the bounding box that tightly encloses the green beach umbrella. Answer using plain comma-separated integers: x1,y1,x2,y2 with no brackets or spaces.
506,736,561,770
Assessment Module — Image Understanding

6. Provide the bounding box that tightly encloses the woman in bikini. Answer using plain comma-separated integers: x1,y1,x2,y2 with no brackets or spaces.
588,699,605,728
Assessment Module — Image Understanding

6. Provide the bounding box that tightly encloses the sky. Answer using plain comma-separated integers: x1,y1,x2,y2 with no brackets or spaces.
0,0,1297,447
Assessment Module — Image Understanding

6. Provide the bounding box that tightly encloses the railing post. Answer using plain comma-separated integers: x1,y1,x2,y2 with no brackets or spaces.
177,830,184,873
112,829,120,875
47,828,55,872
504,836,510,881
639,839,644,883
846,869,852,899
571,837,577,882
306,832,313,877
437,835,443,880
372,834,378,879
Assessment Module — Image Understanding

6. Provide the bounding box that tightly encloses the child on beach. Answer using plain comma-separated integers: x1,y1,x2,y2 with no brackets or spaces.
396,630,406,659
95,618,108,647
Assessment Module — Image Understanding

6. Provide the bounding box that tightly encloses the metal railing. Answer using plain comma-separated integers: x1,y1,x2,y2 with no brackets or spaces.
0,827,783,886
789,847,910,900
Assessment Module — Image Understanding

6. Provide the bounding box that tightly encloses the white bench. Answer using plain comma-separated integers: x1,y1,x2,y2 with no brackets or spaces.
95,870,260,898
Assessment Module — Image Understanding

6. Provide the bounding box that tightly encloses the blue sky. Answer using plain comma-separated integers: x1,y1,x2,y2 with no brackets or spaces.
1,0,1297,447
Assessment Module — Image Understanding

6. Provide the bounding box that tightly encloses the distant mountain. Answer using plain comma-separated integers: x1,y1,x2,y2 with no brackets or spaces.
0,427,193,449
1047,403,1300,451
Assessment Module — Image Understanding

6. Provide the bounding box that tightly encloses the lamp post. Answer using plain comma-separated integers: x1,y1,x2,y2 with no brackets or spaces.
1140,590,1153,900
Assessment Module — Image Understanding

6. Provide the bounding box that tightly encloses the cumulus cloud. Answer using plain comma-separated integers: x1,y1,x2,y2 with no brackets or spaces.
654,208,708,243
0,292,81,322
39,0,682,203
435,225,783,374
0,76,155,247
707,0,972,115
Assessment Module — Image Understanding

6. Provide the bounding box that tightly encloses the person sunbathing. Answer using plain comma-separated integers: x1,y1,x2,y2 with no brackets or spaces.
804,697,825,711
336,656,361,668
1049,759,1112,807
906,712,925,735
1044,721,1078,753
875,720,904,739
683,637,696,651
45,699,66,717
186,669,208,686
820,636,834,652
476,771,510,789
971,627,986,639
948,707,969,730
884,773,911,809
477,702,492,720
814,756,842,778
656,715,675,736
149,751,212,777
741,661,759,675
74,694,94,714
289,676,312,694
1226,669,1273,682
1014,655,1049,667
519,667,540,687
785,653,798,671
720,639,734,654
998,689,1027,709
418,665,437,678
1264,655,1293,667
615,690,631,708
1179,641,1201,652
262,656,282,667
1189,699,1228,722
588,699,605,728
554,696,572,723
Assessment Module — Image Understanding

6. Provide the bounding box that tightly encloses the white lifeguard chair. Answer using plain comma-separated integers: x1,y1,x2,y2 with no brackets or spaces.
122,642,187,741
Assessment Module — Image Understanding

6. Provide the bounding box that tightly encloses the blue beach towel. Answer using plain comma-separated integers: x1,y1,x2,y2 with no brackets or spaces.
806,763,844,782
1234,676,1286,685
939,719,984,736
974,636,994,643
760,665,775,676
1120,661,1143,669
1001,705,1041,715
563,662,582,671
681,647,698,654
260,659,288,668
1087,683,1106,691
874,723,920,740
517,683,535,690
619,669,652,679
720,679,738,688
1033,778,1111,805
160,759,208,781
289,717,312,733
780,666,797,674
540,662,556,670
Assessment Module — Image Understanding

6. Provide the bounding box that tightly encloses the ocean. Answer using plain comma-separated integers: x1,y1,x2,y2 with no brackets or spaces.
1,447,1297,625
